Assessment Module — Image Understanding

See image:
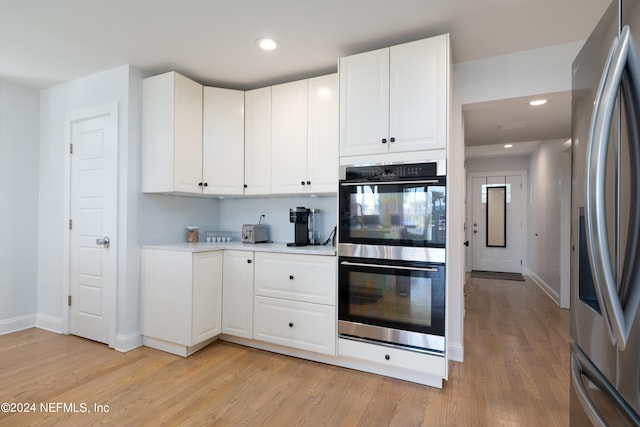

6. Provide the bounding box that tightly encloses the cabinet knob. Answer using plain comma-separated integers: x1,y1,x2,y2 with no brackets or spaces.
247,259,252,264
381,138,387,144
289,322,294,328
301,181,306,186
203,182,208,187
385,354,390,361
306,180,311,185
244,184,248,188
198,182,203,187
289,275,294,280
390,137,395,143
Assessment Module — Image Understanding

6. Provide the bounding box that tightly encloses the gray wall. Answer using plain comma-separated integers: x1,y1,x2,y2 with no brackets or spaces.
0,80,40,332
465,155,530,174
218,195,337,244
527,139,568,302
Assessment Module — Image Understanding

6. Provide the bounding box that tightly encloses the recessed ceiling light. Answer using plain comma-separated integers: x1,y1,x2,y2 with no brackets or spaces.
256,37,279,51
529,99,547,106
504,144,513,148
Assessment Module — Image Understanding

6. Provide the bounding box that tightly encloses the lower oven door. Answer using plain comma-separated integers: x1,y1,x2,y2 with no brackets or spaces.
338,256,445,354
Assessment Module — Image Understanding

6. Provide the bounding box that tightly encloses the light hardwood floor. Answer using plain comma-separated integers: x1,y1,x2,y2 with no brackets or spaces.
0,276,570,426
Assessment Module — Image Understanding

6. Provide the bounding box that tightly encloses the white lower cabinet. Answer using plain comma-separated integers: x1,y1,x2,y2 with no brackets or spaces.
141,249,222,357
339,338,445,374
253,296,336,355
338,337,446,388
141,245,445,386
253,252,336,305
253,251,337,356
222,250,254,339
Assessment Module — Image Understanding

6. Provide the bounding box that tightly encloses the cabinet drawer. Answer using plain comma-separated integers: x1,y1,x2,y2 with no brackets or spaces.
254,296,336,355
339,338,445,374
254,252,336,305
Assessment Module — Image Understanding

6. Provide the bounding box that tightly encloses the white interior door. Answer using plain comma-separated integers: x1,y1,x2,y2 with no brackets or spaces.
471,174,524,273
68,106,117,344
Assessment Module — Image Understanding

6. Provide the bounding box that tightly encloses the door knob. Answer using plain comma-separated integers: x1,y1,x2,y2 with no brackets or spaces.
96,237,110,248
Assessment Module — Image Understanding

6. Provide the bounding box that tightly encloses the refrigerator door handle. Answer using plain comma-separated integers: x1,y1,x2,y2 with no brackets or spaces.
585,31,621,348
571,343,640,426
570,353,607,427
586,25,640,351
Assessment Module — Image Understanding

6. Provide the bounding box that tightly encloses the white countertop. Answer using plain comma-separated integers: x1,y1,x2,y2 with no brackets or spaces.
142,241,336,256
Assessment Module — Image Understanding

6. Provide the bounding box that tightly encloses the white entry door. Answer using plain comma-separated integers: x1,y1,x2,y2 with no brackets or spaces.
471,174,524,273
67,105,118,345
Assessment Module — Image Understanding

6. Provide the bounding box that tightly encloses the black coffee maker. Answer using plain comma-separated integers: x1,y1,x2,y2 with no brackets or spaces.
287,207,310,247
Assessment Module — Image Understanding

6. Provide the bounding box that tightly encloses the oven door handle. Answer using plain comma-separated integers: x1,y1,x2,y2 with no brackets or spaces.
340,179,440,186
340,260,439,272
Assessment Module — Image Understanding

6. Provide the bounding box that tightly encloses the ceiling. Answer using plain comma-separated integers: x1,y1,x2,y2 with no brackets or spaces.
0,0,609,151
463,90,573,158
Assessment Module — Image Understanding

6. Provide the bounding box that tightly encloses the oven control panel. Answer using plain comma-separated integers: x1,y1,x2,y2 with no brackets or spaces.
344,162,438,181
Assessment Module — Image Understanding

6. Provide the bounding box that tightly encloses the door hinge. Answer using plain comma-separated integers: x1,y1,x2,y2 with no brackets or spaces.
68,295,72,306
70,143,73,154
69,219,73,230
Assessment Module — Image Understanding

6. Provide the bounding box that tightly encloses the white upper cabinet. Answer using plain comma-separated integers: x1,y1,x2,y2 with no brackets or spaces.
271,80,309,194
271,74,338,194
142,71,203,194
307,74,339,193
339,48,390,157
203,87,245,195
244,87,272,195
143,71,338,196
339,34,449,157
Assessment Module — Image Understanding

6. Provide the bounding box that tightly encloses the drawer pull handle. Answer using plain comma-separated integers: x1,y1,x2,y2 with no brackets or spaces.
289,322,294,328
385,354,390,361
289,275,294,280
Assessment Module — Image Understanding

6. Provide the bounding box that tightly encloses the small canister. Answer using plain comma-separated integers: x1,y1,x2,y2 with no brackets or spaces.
186,226,199,243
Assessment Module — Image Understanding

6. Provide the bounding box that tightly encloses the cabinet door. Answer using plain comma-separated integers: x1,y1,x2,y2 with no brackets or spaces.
142,72,203,194
173,73,204,193
339,338,445,375
141,249,193,346
203,87,245,195
271,80,308,194
307,74,338,193
389,35,448,152
192,251,223,344
254,296,336,355
222,250,254,339
254,252,336,305
244,87,272,195
339,48,390,157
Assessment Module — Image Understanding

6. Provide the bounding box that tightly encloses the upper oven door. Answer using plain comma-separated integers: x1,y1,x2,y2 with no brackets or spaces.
339,175,446,248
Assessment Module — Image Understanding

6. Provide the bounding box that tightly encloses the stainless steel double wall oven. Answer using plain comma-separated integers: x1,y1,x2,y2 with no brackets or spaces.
338,160,446,355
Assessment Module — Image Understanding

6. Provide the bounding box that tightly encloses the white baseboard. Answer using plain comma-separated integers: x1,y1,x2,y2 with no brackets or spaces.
448,342,464,362
115,331,143,353
36,313,64,334
0,314,36,335
527,270,560,306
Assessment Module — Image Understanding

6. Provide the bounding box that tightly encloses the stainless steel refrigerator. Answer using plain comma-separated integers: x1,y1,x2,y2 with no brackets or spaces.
571,0,640,425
